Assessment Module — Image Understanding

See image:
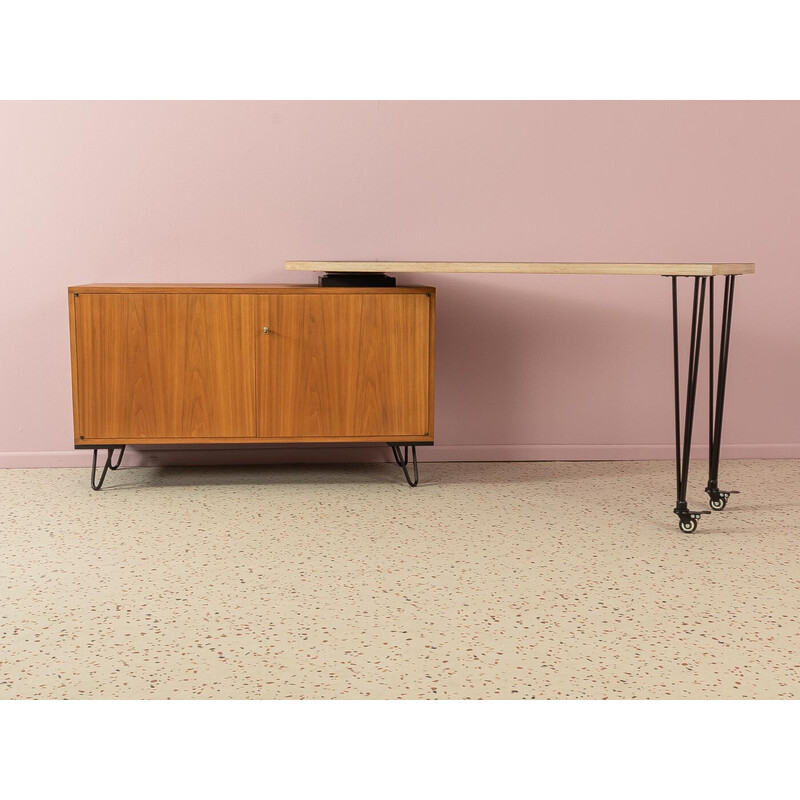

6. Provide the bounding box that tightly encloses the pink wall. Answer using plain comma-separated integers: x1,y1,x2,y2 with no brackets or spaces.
1,101,799,467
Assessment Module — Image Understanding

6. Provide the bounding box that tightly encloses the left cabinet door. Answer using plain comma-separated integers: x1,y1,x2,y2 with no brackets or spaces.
73,293,256,441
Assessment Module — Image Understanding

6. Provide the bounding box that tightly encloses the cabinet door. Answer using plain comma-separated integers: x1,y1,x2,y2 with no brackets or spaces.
257,293,431,439
75,293,256,440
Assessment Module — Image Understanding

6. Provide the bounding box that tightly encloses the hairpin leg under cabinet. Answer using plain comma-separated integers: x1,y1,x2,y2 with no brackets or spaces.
90,446,126,491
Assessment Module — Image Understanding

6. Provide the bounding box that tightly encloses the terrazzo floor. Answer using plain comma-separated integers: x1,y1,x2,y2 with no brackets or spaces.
1,459,798,700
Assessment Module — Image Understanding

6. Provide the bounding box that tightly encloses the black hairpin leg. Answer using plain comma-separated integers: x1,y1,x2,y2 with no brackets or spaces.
671,277,711,533
705,276,739,511
670,275,739,533
388,444,419,487
91,445,126,491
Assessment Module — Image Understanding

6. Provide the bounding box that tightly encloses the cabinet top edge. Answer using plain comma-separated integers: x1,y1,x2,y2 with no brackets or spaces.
68,284,436,294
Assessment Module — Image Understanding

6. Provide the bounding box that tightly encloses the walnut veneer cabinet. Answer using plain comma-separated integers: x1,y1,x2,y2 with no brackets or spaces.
68,285,435,489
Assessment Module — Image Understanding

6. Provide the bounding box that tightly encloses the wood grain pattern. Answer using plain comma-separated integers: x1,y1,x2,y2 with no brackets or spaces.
68,286,435,445
257,293,432,439
68,291,81,445
73,293,256,441
285,261,756,276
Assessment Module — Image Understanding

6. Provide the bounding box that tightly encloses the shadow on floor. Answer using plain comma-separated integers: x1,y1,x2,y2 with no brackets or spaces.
92,459,676,491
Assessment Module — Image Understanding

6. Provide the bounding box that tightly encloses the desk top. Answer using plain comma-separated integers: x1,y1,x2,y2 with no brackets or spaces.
286,261,755,276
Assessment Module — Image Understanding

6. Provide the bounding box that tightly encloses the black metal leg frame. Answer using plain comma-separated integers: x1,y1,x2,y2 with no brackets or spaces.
90,445,126,490
388,444,419,487
84,443,422,489
671,275,738,533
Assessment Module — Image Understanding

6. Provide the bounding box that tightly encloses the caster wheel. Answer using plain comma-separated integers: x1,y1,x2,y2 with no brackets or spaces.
709,496,727,511
679,518,698,534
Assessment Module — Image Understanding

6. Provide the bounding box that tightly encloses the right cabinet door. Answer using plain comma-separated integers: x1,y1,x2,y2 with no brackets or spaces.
257,292,432,439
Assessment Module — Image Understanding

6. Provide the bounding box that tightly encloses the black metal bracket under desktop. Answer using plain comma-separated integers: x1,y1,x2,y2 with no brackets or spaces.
318,272,397,287
670,275,739,533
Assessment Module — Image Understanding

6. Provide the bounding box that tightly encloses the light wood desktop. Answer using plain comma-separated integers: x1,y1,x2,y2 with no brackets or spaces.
286,261,754,276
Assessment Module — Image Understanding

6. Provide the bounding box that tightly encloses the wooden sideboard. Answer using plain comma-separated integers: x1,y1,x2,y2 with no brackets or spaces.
68,284,435,487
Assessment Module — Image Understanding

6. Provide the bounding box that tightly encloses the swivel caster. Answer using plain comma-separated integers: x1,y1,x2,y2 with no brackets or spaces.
679,517,698,534
705,487,738,511
709,495,727,511
673,505,709,534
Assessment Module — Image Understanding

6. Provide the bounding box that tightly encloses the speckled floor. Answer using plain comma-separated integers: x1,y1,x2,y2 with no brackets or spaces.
1,459,798,699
